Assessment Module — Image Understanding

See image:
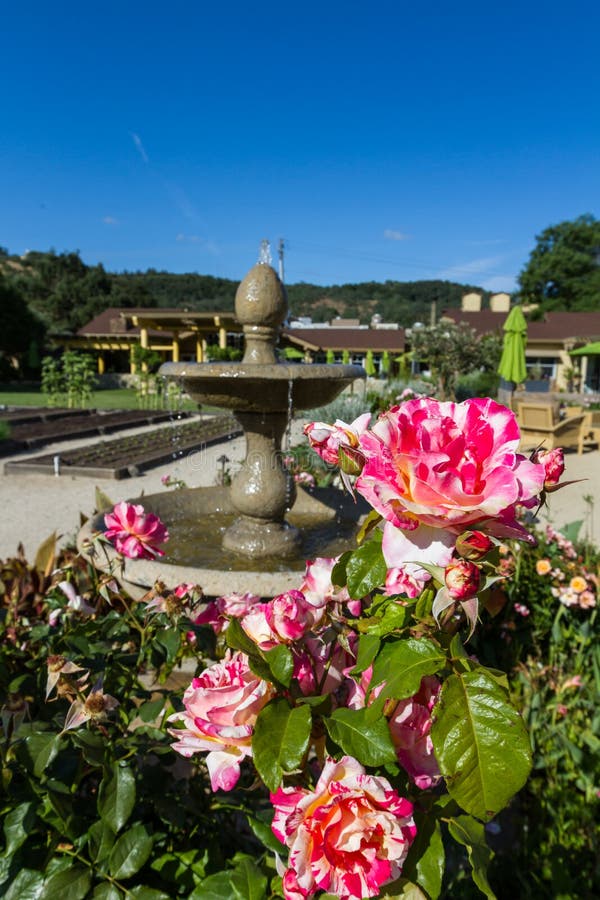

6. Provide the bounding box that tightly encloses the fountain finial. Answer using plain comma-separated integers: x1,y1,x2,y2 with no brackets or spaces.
235,259,287,364
258,238,272,266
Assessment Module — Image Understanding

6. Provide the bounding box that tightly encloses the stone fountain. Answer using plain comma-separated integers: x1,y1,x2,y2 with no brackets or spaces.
78,251,366,597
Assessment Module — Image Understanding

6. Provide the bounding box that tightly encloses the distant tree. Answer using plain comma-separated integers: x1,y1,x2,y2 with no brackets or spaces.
0,275,46,365
518,214,600,310
410,321,491,400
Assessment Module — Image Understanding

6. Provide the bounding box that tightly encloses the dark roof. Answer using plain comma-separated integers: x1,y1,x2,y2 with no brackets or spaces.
441,309,600,344
283,327,405,352
77,307,239,338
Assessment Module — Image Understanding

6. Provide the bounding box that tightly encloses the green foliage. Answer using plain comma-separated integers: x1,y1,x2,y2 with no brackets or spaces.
518,213,600,310
410,322,500,401
40,351,96,407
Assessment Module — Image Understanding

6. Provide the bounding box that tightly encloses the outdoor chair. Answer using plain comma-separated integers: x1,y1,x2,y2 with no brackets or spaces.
517,402,587,453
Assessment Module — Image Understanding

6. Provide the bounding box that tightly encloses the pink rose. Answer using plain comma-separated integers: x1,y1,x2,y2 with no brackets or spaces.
167,650,274,791
194,591,261,634
242,591,319,649
303,413,371,466
533,447,565,491
355,397,545,542
271,756,416,900
104,501,169,560
388,676,442,789
444,559,481,600
455,530,494,560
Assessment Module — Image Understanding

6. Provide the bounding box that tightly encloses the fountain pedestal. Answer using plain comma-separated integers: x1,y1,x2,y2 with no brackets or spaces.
223,411,300,558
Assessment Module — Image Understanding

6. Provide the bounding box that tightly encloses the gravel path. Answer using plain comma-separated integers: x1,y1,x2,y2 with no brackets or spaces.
1,419,599,560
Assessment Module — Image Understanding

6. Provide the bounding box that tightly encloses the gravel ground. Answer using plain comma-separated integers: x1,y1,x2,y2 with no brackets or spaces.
1,419,599,560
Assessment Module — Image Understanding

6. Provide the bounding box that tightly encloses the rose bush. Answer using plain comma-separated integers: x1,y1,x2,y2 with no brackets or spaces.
3,394,595,899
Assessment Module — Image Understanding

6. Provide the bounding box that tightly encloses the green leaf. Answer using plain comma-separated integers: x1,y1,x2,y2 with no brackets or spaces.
331,551,351,588
225,616,262,657
402,814,444,900
98,764,136,833
561,519,582,543
192,871,234,899
2,802,36,855
324,708,396,766
137,697,167,723
95,487,115,513
371,638,446,702
264,644,294,687
253,699,312,792
43,866,92,900
447,815,496,899
351,633,381,674
23,732,61,778
155,627,181,663
87,819,116,864
92,884,122,900
3,869,45,900
109,823,153,879
358,598,409,635
246,814,284,856
128,888,170,900
346,535,387,598
231,857,268,900
431,670,532,821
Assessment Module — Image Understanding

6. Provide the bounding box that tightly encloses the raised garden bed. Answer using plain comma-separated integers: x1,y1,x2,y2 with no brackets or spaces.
0,409,192,457
4,416,242,479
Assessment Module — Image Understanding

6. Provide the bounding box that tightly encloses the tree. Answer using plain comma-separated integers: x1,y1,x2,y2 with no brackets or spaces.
410,321,496,400
0,275,46,367
518,214,600,311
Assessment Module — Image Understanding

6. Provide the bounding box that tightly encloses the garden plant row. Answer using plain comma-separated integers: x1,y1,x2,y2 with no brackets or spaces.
4,415,242,479
0,408,193,457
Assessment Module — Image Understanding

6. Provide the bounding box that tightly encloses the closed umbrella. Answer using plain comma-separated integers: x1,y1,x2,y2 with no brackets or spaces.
497,305,527,387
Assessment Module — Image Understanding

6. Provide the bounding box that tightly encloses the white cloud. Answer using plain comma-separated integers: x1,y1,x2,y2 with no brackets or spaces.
383,229,410,241
481,274,518,293
130,131,149,163
102,216,119,225
438,256,503,280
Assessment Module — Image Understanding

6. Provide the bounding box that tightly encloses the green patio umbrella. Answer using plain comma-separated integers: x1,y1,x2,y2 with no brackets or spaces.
364,350,376,377
381,350,391,375
570,341,600,356
497,305,527,386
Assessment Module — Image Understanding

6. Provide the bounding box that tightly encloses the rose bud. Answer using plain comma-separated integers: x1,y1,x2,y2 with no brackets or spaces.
444,559,481,600
532,447,565,492
455,530,494,561
337,443,365,476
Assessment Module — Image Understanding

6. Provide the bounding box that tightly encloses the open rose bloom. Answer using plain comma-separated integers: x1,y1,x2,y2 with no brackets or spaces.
104,501,169,559
271,756,416,900
168,650,274,791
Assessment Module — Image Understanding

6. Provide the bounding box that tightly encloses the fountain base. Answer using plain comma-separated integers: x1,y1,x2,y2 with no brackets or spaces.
78,485,369,599
222,515,301,559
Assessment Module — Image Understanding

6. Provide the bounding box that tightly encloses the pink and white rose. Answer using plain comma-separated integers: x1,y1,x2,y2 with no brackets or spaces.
271,756,416,900
355,397,545,542
168,650,274,791
194,591,261,633
388,675,442,789
104,501,169,560
303,413,371,466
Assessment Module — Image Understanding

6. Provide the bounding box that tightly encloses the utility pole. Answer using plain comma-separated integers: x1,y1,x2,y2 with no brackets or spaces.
278,238,285,283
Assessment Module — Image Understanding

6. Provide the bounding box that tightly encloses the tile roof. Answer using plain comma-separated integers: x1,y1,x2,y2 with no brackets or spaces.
442,309,600,344
283,327,405,352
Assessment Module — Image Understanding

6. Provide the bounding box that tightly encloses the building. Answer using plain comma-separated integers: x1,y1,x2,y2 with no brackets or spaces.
67,308,242,373
442,293,600,392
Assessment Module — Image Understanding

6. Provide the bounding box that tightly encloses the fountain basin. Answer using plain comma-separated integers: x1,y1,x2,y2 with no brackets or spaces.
78,485,369,599
159,361,364,412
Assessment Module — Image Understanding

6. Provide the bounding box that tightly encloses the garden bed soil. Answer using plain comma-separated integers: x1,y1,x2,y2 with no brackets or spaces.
0,409,192,456
4,415,242,479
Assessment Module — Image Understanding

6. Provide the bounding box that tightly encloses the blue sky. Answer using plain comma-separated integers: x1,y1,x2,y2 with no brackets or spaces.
1,1,599,291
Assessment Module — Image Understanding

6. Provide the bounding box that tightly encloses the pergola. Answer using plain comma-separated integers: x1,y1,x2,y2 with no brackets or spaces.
69,308,242,373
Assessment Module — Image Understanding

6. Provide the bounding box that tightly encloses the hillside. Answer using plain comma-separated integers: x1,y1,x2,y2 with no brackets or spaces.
1,248,487,336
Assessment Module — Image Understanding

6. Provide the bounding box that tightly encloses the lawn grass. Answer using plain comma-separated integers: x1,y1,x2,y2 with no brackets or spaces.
0,385,199,412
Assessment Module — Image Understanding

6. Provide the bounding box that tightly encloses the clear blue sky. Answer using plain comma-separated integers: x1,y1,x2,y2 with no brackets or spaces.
1,0,599,291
